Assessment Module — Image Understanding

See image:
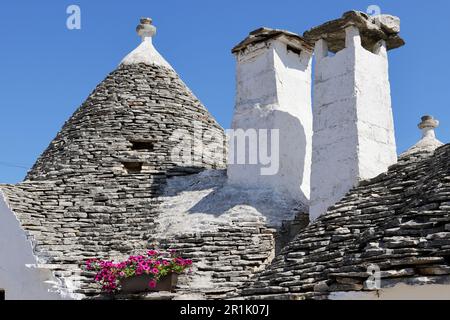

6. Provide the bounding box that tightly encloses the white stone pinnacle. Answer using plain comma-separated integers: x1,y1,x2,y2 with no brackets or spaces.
402,116,444,156
120,17,173,69
419,115,439,137
136,17,156,40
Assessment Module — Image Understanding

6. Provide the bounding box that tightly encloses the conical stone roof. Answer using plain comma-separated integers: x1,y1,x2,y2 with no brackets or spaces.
27,18,225,181
26,63,225,181
0,18,226,298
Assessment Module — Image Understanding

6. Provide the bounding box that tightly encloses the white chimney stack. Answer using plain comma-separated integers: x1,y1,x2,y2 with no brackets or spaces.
305,11,405,220
228,28,314,207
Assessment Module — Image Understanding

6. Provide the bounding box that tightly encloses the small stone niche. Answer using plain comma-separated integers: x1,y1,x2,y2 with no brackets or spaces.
122,162,144,174
130,140,154,151
287,44,301,56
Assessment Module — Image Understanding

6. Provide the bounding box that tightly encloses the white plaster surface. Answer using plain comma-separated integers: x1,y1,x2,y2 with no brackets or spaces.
330,284,450,300
155,170,297,291
310,26,397,221
155,170,298,292
228,37,313,206
155,170,299,236
121,37,173,69
0,190,70,300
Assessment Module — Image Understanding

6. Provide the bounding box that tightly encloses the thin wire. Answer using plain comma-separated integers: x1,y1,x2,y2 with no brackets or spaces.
0,161,29,169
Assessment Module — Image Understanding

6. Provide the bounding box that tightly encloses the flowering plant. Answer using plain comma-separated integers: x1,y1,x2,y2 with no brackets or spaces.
85,249,193,293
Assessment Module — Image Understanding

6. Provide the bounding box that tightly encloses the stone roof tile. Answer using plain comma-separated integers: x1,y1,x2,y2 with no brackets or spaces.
0,61,227,298
240,144,450,299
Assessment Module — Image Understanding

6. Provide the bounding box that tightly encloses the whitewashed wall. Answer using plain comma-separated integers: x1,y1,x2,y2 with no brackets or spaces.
0,190,65,300
228,38,312,206
330,283,450,300
310,26,397,221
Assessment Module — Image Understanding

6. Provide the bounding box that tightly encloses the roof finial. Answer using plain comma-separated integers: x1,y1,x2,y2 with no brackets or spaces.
121,17,172,69
418,115,439,139
136,17,156,41
400,115,444,157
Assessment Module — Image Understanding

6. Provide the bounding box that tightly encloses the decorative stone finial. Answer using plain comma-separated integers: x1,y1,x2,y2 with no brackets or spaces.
121,17,172,69
418,115,439,139
401,115,443,157
418,115,439,130
136,17,156,40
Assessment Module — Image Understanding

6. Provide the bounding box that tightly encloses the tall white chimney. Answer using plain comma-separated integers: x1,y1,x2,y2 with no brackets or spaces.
305,11,405,220
228,28,314,206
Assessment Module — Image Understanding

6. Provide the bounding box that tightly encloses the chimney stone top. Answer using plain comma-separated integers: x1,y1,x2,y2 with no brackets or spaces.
232,27,313,55
304,11,405,53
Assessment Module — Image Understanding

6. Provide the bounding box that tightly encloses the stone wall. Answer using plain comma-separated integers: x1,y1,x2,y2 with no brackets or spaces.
158,222,276,299
0,190,68,299
148,169,307,300
0,63,227,298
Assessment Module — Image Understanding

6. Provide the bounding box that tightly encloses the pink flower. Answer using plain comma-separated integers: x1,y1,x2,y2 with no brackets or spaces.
89,250,193,293
147,250,157,256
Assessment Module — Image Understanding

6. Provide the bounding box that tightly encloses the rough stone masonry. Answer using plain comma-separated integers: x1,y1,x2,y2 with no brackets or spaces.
0,12,448,300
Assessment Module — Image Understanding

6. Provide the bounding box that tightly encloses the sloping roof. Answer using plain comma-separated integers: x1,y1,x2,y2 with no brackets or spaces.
240,144,450,300
0,61,226,297
26,63,224,181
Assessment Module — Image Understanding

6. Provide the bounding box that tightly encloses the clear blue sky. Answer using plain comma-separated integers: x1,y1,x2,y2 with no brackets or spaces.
0,1,449,183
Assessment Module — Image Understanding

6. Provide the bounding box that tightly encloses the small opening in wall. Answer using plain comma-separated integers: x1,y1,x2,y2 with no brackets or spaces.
122,162,143,174
287,45,301,56
130,140,154,151
0,289,5,300
443,255,450,265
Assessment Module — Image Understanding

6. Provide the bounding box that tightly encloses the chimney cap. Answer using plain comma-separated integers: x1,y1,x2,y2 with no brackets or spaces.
303,11,405,53
232,27,313,55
